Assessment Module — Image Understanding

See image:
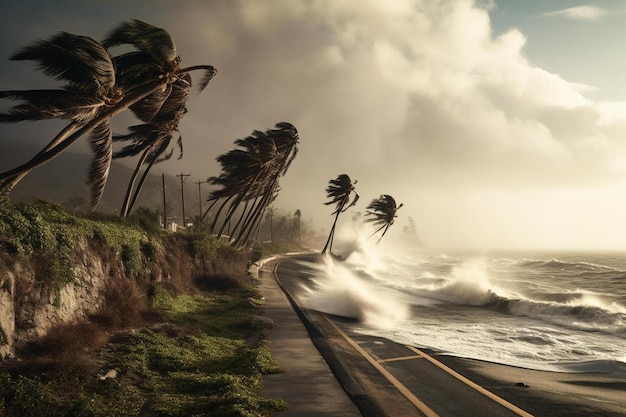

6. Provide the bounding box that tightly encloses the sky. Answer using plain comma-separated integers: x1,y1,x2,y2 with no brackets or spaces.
2,0,626,250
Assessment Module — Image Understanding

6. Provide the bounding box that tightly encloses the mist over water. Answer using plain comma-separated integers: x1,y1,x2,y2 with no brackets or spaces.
299,225,626,374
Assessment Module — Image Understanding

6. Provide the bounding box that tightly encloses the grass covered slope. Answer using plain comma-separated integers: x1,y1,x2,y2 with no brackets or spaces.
0,199,286,416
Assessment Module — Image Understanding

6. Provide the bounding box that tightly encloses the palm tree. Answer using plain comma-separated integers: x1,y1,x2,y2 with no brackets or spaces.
0,32,120,203
0,20,216,211
232,123,299,248
321,174,359,254
113,106,187,217
203,132,278,234
203,123,299,248
365,194,403,244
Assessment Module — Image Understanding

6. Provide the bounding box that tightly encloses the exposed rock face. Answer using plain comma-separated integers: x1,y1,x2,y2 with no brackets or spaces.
0,235,201,359
0,266,15,358
0,238,119,358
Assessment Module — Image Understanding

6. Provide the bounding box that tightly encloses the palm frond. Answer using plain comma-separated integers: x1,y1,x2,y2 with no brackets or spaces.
365,195,403,243
176,130,183,160
197,66,217,93
0,88,104,122
87,120,113,210
12,32,115,90
112,51,162,88
153,141,175,164
102,19,177,65
128,83,171,122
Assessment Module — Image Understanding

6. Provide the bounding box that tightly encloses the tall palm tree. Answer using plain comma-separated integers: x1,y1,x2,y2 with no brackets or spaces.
203,132,277,233
0,32,120,203
233,123,299,248
321,174,359,254
203,123,299,248
365,194,403,244
0,20,216,211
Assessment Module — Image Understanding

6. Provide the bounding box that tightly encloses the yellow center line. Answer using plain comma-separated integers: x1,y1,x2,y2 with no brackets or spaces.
378,355,424,363
322,314,440,417
405,346,534,417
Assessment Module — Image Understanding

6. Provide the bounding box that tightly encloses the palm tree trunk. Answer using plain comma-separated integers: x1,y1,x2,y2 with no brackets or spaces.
232,193,263,245
120,149,150,217
210,195,234,234
235,180,277,248
217,192,247,239
237,190,274,248
321,211,340,254
125,152,159,216
201,198,219,221
226,198,250,241
217,171,264,239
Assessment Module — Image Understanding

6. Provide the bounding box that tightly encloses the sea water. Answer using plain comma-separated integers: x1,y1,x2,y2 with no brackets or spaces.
298,232,626,374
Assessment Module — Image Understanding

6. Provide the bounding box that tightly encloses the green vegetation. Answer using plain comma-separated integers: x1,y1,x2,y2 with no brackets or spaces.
0,199,159,285
104,289,284,417
0,288,285,416
0,200,287,417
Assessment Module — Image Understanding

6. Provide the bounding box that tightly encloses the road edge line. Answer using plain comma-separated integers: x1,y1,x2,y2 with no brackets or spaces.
405,346,534,417
322,314,439,417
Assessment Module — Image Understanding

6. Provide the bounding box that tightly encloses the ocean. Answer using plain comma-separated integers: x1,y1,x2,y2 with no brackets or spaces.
298,239,626,375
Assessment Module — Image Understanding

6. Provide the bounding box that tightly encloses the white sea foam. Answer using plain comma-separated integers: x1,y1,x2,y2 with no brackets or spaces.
318,242,626,371
299,226,410,330
300,257,410,329
420,259,504,305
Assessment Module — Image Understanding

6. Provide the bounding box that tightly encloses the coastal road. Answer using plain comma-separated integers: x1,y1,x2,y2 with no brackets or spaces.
271,253,626,417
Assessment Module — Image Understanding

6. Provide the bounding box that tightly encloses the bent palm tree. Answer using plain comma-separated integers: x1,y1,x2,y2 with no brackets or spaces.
321,174,359,254
0,32,120,203
365,194,403,244
203,123,299,248
113,106,187,217
0,20,216,210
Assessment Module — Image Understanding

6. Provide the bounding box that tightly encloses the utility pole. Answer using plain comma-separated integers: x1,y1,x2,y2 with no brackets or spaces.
162,174,168,229
196,180,203,220
295,209,301,246
177,173,190,227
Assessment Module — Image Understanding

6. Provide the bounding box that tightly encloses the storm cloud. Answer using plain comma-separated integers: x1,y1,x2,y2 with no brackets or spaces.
2,0,626,249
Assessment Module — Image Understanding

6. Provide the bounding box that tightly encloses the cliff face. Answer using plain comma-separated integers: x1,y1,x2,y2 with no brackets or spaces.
0,233,204,359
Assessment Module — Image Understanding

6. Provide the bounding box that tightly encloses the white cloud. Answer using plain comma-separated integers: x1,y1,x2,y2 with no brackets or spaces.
3,0,626,248
172,0,626,248
543,5,608,21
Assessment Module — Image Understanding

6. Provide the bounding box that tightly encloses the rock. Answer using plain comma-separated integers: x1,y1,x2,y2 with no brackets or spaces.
98,369,118,380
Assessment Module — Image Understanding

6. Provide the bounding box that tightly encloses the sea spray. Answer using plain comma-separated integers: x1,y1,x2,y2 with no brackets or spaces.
347,250,626,371
424,258,505,305
300,255,410,330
